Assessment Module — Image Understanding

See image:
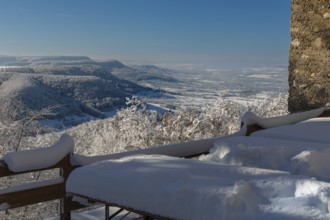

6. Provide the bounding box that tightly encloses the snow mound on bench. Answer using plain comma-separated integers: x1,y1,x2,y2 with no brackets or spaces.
4,134,74,172
251,117,330,143
201,136,330,180
66,155,330,220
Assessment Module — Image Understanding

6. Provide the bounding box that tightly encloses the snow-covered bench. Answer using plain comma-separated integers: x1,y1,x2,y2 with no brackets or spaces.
67,154,330,220
66,107,330,219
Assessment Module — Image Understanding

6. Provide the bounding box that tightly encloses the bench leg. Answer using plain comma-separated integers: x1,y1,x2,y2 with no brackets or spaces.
60,197,71,220
105,204,109,220
106,206,125,220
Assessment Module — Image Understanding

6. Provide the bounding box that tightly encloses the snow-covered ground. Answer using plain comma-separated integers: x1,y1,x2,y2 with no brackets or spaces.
136,65,288,110
49,207,139,220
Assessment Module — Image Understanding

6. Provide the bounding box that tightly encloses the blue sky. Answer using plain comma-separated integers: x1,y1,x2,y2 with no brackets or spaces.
0,0,291,68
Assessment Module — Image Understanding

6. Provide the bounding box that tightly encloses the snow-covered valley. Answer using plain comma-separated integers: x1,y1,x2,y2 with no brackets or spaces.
0,56,294,219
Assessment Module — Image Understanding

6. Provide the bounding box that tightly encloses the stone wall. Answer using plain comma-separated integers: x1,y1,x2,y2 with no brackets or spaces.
288,0,330,112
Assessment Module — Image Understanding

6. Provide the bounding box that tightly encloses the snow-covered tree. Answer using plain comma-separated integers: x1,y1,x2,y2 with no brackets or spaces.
0,100,59,154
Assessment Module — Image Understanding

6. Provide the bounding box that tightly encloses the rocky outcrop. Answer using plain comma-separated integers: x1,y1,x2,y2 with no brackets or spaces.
289,0,330,112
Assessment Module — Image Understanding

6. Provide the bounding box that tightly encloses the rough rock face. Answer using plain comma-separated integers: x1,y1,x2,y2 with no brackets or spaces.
289,0,330,112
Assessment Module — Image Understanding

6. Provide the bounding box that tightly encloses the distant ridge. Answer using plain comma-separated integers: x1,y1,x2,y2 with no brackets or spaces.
0,55,92,66
0,55,184,123
0,74,104,119
0,55,179,122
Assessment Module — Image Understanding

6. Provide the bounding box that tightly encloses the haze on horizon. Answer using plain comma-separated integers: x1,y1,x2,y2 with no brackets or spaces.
0,0,290,69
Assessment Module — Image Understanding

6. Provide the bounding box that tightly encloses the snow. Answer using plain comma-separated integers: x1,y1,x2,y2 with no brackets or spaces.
71,137,218,166
3,134,73,172
66,155,330,220
0,203,9,211
201,136,330,180
239,107,327,135
251,117,330,143
246,74,273,79
64,113,330,219
146,103,170,114
48,206,139,220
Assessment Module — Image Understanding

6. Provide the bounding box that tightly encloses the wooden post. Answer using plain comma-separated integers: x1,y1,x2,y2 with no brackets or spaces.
105,204,109,220
60,154,74,220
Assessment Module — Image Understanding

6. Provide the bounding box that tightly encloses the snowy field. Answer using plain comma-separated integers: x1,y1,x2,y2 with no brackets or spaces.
141,66,288,109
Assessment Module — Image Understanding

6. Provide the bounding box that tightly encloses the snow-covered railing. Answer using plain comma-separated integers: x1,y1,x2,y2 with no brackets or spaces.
0,134,83,220
72,136,220,166
241,107,330,136
3,134,74,172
